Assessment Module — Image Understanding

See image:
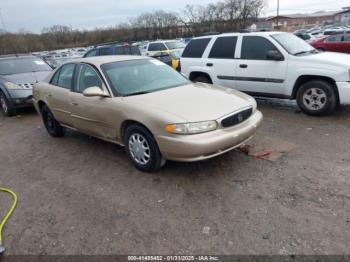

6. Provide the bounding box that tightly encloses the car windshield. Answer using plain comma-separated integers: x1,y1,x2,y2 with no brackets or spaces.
101,59,189,96
165,41,186,50
0,57,52,75
272,33,315,55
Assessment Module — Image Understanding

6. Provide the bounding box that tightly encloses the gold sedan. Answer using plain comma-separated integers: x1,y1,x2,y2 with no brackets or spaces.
33,56,263,172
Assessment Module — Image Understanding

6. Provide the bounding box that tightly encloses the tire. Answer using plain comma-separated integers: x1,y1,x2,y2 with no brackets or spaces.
316,48,325,52
41,105,65,137
0,91,15,117
124,124,166,172
296,80,338,116
193,75,211,84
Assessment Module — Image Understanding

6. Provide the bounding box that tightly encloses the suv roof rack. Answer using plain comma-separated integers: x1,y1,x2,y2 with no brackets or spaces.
199,32,221,36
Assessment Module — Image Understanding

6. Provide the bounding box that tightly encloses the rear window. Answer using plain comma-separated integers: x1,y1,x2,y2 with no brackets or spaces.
182,38,211,58
209,36,237,59
99,47,113,56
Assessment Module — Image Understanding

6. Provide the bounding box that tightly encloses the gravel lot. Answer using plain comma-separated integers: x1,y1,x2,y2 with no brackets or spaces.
0,101,350,255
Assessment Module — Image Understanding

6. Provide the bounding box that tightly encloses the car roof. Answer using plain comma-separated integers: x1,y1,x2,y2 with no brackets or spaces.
0,54,35,60
66,55,149,66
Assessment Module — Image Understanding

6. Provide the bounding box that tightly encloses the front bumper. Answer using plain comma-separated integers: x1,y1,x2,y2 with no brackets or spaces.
336,82,350,105
156,110,263,162
6,89,33,108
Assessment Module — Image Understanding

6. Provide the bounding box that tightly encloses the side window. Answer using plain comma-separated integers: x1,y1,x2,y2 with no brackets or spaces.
327,36,343,42
182,38,211,58
209,36,237,59
344,35,350,42
50,69,60,85
76,64,103,93
85,49,97,57
57,64,75,89
99,47,113,56
241,36,279,60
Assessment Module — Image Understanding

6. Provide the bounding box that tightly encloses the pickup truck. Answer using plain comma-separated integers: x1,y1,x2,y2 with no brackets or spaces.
180,32,350,115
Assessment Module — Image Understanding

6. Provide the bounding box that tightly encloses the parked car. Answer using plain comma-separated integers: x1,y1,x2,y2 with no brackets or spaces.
151,50,181,71
294,32,316,43
0,54,52,116
144,40,186,56
311,34,350,53
84,42,141,57
32,56,262,172
181,32,350,116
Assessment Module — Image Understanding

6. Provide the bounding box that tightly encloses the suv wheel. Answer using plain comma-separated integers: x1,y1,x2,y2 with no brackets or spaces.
193,75,211,84
296,80,337,116
124,124,166,172
41,105,65,137
0,91,15,117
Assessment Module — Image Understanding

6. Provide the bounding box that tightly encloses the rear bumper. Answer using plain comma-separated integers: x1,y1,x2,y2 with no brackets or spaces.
156,110,263,162
6,89,33,108
336,82,350,105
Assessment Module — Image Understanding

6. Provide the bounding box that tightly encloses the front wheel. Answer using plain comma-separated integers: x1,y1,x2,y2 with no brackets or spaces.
41,105,65,137
296,80,338,116
0,91,15,117
124,124,166,172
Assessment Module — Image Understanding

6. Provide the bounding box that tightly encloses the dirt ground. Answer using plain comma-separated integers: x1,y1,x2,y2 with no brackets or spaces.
0,100,350,255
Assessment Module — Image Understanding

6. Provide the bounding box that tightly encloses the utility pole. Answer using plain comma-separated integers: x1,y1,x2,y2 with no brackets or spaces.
276,0,280,30
0,8,7,33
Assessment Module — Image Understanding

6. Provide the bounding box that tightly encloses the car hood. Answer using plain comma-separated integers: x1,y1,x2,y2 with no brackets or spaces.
299,51,350,67
122,83,255,122
1,71,51,84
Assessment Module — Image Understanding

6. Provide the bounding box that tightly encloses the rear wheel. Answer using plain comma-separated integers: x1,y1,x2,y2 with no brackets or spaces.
296,80,338,116
41,105,65,137
193,75,211,84
124,124,165,172
0,91,15,117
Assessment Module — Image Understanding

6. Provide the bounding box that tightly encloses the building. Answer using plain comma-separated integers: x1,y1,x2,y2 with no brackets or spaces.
265,8,350,31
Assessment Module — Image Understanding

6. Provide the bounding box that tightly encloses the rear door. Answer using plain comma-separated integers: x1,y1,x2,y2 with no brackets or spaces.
46,63,76,126
325,35,344,52
235,35,287,96
205,36,238,88
68,63,116,140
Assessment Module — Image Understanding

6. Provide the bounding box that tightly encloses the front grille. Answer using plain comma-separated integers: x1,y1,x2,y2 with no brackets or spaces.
18,83,34,89
221,107,253,128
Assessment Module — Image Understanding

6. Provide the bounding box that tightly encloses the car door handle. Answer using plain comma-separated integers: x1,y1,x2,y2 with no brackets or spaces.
71,102,78,106
239,64,248,68
206,63,213,67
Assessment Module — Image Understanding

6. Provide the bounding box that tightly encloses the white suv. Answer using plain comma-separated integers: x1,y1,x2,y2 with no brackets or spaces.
181,32,350,115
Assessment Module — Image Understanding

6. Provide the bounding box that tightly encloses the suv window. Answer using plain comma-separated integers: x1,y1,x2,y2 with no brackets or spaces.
148,43,167,51
182,38,211,58
85,49,97,57
344,35,350,42
327,36,343,42
209,36,237,59
99,47,113,56
56,64,75,89
76,64,103,93
241,36,279,60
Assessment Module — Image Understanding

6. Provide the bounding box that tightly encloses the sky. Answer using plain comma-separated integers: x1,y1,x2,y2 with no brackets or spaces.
0,0,349,33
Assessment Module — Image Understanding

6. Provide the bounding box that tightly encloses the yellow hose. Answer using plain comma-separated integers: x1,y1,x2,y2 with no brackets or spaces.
0,187,18,255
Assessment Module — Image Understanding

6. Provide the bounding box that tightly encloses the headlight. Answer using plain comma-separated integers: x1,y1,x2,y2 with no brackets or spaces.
166,120,218,135
4,82,20,89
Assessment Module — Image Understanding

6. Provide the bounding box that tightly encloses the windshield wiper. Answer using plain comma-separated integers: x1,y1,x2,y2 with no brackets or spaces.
294,51,309,56
124,91,151,97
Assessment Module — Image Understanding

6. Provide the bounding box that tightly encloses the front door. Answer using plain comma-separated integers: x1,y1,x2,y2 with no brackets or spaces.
69,64,116,140
235,36,288,96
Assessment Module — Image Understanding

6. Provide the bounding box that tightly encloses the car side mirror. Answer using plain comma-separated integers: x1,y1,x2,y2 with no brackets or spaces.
83,86,109,97
266,50,284,61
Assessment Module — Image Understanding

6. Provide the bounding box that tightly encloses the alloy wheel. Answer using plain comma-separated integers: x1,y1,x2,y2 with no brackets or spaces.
0,94,8,113
302,87,327,111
